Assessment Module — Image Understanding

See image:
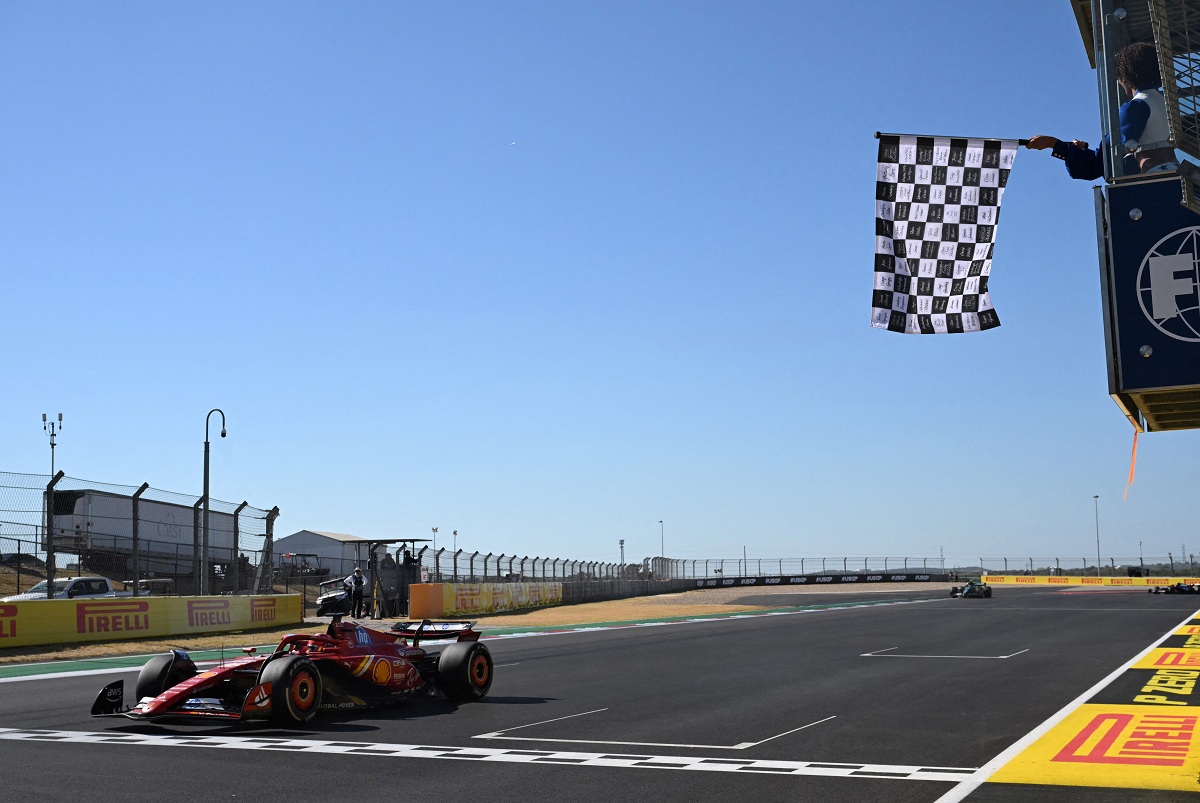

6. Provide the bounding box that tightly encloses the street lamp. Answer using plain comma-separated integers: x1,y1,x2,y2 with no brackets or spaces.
42,413,63,475
1093,495,1101,578
431,527,438,552
203,409,226,595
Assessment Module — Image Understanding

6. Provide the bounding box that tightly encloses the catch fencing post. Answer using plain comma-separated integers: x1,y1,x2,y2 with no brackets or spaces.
192,498,203,593
131,483,150,596
231,501,248,594
44,471,64,598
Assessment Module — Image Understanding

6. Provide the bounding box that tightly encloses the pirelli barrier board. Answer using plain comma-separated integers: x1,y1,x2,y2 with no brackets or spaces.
988,609,1200,792
984,575,1200,586
0,595,302,649
695,573,949,588
409,582,563,620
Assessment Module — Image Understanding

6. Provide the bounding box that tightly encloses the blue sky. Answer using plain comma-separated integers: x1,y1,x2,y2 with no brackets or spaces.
3,1,1196,567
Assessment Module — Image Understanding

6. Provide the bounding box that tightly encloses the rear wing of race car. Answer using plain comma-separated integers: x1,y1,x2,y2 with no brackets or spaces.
391,620,480,647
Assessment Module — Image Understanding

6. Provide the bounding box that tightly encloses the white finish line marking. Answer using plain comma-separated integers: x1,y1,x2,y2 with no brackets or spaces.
475,709,837,750
0,727,976,782
861,647,1029,659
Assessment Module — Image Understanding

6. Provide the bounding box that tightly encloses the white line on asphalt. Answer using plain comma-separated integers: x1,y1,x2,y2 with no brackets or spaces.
861,648,1029,659
475,711,836,751
0,727,978,782
474,707,609,739
930,606,1200,803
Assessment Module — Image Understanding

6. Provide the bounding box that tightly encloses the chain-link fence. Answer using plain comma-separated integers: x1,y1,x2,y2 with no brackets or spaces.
976,555,1199,577
0,471,278,596
413,551,954,583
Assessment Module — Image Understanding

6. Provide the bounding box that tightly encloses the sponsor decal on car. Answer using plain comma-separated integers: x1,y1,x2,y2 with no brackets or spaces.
0,605,16,639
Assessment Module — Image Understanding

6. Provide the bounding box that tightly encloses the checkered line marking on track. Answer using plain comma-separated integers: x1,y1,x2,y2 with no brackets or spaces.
0,728,976,782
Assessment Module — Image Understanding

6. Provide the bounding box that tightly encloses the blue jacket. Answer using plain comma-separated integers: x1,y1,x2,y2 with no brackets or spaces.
1052,89,1166,179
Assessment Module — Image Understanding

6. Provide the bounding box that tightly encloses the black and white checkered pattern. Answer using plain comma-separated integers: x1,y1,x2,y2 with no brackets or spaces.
872,134,1019,334
0,728,980,782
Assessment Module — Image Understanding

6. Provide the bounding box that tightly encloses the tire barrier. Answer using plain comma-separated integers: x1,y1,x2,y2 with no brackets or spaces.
694,573,950,589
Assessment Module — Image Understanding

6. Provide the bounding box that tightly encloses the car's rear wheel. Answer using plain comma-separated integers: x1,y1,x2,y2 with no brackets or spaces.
260,656,323,724
135,651,197,700
984,587,993,598
437,642,493,701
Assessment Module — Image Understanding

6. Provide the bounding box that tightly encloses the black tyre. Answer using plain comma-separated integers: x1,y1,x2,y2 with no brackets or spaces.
949,587,959,596
983,587,993,598
260,655,323,724
437,642,493,701
135,651,197,701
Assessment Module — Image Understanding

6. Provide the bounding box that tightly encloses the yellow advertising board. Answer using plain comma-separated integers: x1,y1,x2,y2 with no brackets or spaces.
0,595,302,649
983,575,1199,587
409,582,562,619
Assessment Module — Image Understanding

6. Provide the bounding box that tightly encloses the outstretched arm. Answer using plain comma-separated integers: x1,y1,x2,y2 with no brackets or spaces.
1027,135,1105,180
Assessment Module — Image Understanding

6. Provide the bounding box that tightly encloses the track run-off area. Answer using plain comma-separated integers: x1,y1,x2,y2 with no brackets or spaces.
1,586,1198,802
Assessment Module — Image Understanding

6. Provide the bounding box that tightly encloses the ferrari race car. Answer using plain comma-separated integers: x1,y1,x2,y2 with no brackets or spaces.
91,587,492,725
1149,582,1200,594
950,580,992,598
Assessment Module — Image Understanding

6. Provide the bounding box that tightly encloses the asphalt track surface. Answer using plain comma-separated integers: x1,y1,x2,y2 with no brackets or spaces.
1,586,1198,802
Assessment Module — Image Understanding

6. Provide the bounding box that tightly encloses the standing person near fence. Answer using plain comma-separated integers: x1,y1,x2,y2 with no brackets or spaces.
344,566,366,618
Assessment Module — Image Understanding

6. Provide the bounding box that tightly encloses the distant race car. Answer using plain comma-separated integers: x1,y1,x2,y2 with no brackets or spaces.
91,586,492,725
950,580,992,599
1149,582,1200,595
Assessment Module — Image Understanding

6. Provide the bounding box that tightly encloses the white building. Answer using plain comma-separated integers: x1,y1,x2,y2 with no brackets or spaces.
272,530,372,577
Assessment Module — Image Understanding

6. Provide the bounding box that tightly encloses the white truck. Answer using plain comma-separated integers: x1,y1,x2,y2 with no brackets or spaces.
46,488,241,576
0,576,130,602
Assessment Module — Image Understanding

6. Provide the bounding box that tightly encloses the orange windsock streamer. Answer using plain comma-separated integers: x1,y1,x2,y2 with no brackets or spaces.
1123,428,1139,500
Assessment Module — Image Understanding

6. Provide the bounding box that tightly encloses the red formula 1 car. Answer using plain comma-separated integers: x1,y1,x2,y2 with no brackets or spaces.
91,605,493,725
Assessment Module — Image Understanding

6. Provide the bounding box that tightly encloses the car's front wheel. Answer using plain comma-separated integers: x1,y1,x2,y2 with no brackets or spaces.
260,656,323,724
135,651,197,701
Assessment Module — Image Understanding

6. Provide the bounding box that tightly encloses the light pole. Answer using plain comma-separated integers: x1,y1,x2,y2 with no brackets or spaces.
42,413,63,475
1093,495,1101,578
453,530,458,553
431,527,438,553
203,409,226,595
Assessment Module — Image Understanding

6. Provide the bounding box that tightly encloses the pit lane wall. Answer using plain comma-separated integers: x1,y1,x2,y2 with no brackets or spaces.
0,595,302,649
983,575,1200,586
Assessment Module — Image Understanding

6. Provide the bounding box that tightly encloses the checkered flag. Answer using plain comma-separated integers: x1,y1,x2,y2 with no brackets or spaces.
872,134,1019,334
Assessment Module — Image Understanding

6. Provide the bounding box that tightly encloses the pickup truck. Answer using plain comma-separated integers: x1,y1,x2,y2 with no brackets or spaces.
0,576,130,602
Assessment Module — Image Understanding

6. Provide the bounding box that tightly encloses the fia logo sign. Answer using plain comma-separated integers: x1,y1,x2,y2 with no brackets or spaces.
1138,228,1200,342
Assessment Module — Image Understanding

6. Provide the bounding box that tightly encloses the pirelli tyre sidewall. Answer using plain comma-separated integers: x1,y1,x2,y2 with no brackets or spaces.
437,642,493,702
260,655,323,724
135,651,197,701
